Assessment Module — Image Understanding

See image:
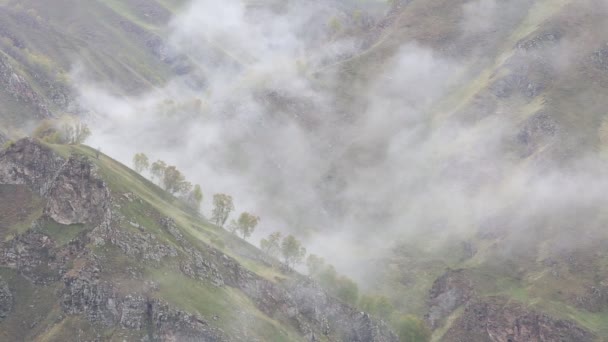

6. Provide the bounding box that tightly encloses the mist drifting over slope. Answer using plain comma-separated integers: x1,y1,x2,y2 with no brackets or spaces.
76,0,608,281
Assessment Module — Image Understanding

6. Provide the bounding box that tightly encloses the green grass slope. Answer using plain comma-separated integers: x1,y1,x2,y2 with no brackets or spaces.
0,141,314,341
0,0,189,131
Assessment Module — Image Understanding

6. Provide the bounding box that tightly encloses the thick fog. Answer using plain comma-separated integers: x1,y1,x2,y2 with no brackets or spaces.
77,0,608,282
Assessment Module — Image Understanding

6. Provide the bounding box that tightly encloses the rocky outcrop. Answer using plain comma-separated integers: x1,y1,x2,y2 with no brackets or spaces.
0,139,112,226
0,138,66,194
0,217,91,285
0,231,62,284
160,217,224,286
591,43,608,71
516,111,559,157
61,263,227,341
426,269,595,341
425,269,474,329
572,281,608,313
219,252,398,342
0,53,50,118
44,154,111,226
442,297,595,342
148,299,228,342
0,277,13,320
517,30,562,51
89,212,179,265
284,278,397,342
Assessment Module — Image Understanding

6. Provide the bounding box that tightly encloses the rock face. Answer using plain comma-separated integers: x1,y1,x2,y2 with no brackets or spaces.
426,269,595,341
442,297,595,342
0,277,13,320
222,256,396,341
44,154,111,226
572,281,608,313
283,279,396,342
0,139,111,226
0,138,66,194
61,263,227,341
0,54,51,118
0,230,66,284
425,269,473,329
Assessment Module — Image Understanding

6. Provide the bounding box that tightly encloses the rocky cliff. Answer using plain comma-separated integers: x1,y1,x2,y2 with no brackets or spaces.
425,269,596,342
0,139,398,341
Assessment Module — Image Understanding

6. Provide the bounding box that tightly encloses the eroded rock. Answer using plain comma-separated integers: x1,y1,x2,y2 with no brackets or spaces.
44,154,111,226
443,297,595,342
0,277,13,320
0,139,112,227
0,138,65,194
425,269,474,329
61,262,227,341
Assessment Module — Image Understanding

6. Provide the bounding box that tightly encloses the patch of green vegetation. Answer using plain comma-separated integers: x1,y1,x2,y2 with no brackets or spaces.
430,307,464,342
101,0,163,32
149,267,303,342
0,184,45,240
0,268,60,341
520,299,608,338
37,315,140,342
567,309,608,338
493,277,530,302
34,218,88,246
95,244,146,282
240,258,287,282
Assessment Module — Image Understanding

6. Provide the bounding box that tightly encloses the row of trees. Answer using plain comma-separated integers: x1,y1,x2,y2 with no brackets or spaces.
132,153,203,211
260,232,307,268
259,232,430,341
132,154,261,241
258,231,355,302
131,154,427,341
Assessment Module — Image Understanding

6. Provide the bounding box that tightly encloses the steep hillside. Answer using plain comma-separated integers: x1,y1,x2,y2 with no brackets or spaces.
328,0,608,340
0,138,397,341
0,0,190,133
3,0,608,341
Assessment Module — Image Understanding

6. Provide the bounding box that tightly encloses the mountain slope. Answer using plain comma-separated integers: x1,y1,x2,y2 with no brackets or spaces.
0,0,190,134
0,138,397,341
3,0,608,341
323,0,608,340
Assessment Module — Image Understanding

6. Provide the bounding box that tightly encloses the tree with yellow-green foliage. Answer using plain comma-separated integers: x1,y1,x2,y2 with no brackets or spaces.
187,184,204,211
281,234,306,268
61,120,91,145
306,254,326,277
163,165,191,195
133,153,149,174
211,193,234,227
260,232,282,261
33,117,91,145
228,212,260,240
150,160,167,184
